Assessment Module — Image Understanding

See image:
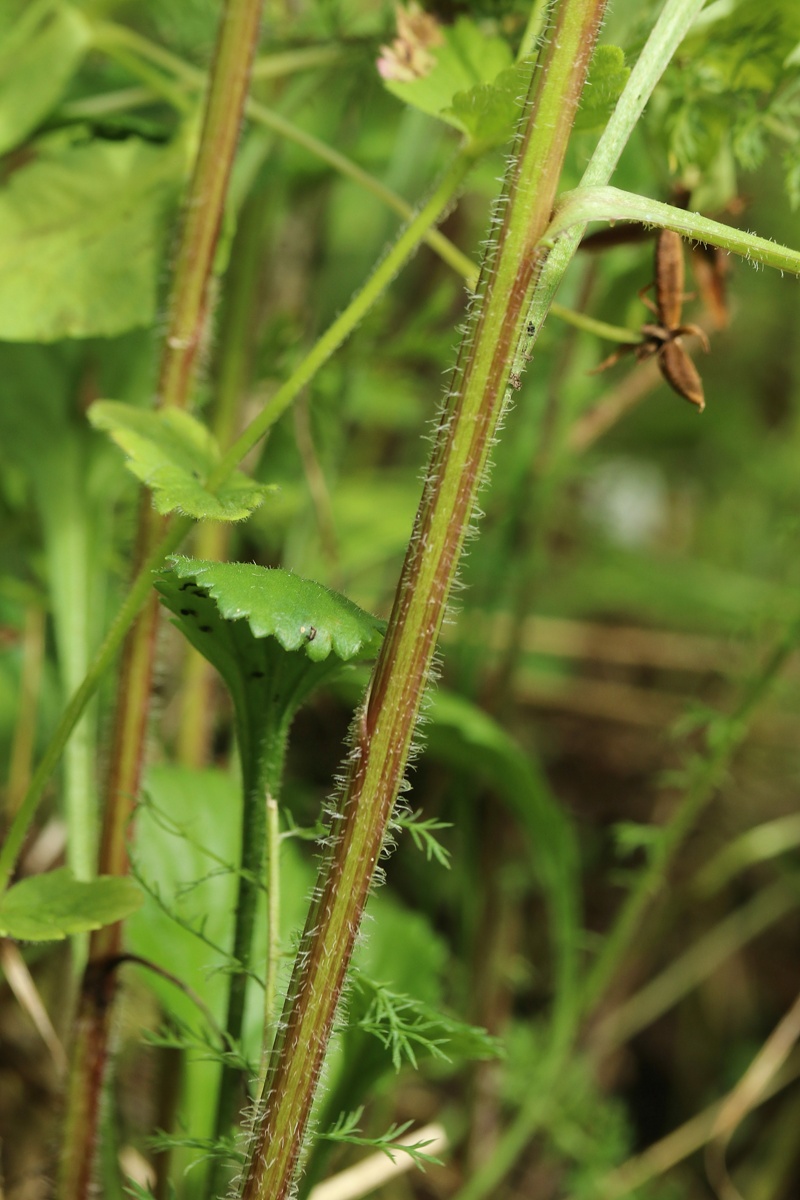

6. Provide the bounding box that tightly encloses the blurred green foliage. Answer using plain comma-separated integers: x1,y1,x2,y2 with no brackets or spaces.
2,0,800,1198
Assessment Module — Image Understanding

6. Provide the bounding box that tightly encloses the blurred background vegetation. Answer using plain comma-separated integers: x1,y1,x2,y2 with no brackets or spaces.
2,0,800,1197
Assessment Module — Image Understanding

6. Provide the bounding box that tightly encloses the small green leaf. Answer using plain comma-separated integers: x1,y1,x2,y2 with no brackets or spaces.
321,1107,441,1166
0,2,90,156
0,868,143,941
574,45,630,133
443,63,531,151
383,15,514,138
157,558,385,750
88,401,272,520
0,132,181,341
159,557,386,664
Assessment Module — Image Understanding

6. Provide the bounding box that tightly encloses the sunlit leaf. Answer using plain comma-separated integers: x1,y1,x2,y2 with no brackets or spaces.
382,15,514,140
89,402,272,520
574,45,630,133
444,63,531,152
0,132,181,340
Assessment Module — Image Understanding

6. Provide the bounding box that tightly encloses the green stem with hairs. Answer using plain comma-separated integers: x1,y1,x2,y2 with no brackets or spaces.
548,187,800,275
238,3,609,1196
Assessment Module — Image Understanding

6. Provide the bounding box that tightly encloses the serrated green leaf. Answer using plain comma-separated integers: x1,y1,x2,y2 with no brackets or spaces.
88,401,272,520
159,556,386,663
383,15,513,134
0,132,181,341
443,63,530,151
574,45,630,133
0,868,143,941
0,2,90,156
157,558,384,750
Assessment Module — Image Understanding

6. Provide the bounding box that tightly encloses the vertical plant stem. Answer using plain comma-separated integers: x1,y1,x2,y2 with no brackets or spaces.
57,4,266,1198
210,709,290,1196
178,179,270,766
263,794,281,1060
239,3,608,1197
5,605,45,817
38,445,102,887
0,517,190,894
156,2,266,412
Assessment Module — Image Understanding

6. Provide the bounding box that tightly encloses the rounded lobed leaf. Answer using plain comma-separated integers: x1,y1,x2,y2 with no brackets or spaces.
160,556,386,663
89,401,273,520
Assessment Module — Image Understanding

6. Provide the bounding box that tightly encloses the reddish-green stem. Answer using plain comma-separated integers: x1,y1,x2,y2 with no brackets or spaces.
156,0,266,411
239,3,607,1197
57,3,266,1197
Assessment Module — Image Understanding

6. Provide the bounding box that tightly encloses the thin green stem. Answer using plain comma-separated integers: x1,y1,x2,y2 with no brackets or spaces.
90,29,193,114
90,21,198,86
264,795,281,1054
59,86,155,119
243,95,479,285
251,44,343,79
208,150,475,486
210,713,289,1196
548,187,800,275
549,301,643,344
523,0,709,342
0,517,191,894
92,20,480,288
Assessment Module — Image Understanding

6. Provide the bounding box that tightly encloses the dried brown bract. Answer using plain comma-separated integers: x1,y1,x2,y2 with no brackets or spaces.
594,228,710,412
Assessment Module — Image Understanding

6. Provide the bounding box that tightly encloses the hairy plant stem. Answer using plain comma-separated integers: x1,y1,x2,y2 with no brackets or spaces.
56,4,266,1197
548,187,800,276
238,3,608,1197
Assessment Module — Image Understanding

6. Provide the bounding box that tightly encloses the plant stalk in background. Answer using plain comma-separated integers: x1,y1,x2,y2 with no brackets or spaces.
56,2,267,1196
